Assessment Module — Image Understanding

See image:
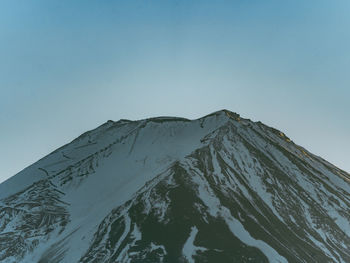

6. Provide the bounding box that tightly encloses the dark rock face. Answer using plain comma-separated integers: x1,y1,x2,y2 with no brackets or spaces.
1,110,350,262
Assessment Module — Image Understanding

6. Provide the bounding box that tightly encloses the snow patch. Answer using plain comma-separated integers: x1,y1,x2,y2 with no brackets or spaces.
182,226,207,263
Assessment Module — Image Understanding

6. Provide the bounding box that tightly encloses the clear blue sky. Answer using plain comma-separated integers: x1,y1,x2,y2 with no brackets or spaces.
1,0,349,183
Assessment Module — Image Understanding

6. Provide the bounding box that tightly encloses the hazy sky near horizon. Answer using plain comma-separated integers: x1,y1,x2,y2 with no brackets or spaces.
1,0,349,183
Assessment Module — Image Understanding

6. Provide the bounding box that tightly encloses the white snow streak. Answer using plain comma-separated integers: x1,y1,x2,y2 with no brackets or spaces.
182,226,206,263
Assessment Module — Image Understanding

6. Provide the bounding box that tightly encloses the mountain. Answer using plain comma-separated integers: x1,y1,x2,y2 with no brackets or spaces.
1,109,350,263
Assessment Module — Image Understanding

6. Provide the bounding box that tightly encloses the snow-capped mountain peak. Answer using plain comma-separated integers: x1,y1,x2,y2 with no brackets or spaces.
1,110,350,262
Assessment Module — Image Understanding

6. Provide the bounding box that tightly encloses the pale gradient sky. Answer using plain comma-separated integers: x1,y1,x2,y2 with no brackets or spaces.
1,0,349,183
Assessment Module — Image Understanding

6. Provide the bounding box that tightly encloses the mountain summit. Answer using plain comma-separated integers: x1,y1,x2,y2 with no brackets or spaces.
1,110,350,263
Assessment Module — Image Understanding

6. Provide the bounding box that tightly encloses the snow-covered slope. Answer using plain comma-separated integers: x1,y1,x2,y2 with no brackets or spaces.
1,110,350,263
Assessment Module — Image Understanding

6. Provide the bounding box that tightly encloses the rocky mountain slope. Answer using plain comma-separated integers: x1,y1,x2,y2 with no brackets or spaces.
1,110,350,263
